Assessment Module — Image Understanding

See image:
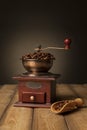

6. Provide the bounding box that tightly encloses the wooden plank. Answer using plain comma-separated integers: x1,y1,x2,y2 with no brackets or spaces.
0,92,33,130
0,85,17,104
65,84,87,105
0,85,17,120
0,105,9,120
70,84,87,98
0,93,16,104
0,107,33,130
32,108,68,130
0,84,17,93
65,108,87,130
32,84,76,130
56,84,77,100
0,84,87,130
64,84,87,130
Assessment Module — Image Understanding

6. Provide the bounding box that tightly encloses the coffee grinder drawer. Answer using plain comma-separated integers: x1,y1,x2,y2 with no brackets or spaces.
22,92,46,103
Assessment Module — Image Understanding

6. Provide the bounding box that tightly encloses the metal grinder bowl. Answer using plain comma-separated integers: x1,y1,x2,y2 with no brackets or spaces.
22,59,53,73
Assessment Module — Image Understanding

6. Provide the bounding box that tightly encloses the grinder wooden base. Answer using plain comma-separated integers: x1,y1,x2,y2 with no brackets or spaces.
14,102,51,108
13,73,60,108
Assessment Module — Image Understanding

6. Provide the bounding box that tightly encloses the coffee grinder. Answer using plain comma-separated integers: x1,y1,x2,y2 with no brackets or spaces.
13,38,71,108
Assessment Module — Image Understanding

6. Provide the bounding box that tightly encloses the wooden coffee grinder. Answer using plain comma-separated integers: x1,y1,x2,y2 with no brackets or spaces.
13,38,71,108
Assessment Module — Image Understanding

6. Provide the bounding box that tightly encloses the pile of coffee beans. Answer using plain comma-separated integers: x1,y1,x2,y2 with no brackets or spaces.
22,51,55,61
55,100,70,110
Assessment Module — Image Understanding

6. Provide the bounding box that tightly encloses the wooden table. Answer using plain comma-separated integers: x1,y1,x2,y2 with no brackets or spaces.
0,84,87,130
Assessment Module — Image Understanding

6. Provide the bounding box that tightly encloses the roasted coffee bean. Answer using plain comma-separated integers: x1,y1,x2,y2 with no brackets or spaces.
22,50,55,61
55,100,70,110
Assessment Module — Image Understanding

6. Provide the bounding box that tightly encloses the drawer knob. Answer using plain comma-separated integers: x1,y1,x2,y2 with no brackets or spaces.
30,96,35,101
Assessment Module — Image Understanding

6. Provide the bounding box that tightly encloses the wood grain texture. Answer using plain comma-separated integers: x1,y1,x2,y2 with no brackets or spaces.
56,84,77,100
0,84,87,130
61,84,87,130
0,107,33,130
32,108,68,130
70,84,87,99
65,108,87,130
0,84,17,92
0,85,17,120
0,89,33,130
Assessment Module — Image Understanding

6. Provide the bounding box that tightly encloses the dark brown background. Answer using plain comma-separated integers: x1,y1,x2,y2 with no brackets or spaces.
0,1,87,84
